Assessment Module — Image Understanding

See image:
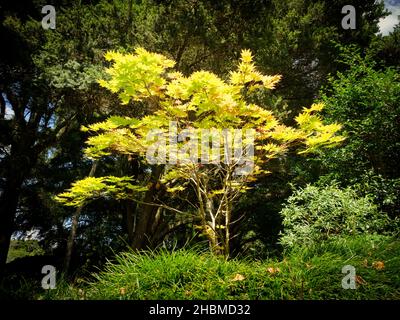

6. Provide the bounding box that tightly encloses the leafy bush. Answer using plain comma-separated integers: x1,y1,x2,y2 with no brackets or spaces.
353,171,400,220
318,47,400,217
279,184,390,247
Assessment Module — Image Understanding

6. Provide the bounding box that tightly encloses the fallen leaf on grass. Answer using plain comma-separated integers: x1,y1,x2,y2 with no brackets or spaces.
232,273,245,281
372,261,385,270
356,275,367,286
266,267,281,274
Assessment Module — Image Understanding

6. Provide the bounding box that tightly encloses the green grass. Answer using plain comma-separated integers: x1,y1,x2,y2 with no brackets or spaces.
6,240,45,263
37,234,400,300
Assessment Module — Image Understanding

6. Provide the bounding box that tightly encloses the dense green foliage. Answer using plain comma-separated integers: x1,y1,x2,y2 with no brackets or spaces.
280,184,392,247
319,47,400,218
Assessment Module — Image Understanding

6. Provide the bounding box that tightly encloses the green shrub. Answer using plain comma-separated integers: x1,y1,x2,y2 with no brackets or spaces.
318,48,400,218
353,171,400,220
279,184,390,247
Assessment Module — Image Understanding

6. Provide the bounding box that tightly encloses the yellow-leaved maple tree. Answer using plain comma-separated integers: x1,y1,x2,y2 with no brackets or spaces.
56,48,344,256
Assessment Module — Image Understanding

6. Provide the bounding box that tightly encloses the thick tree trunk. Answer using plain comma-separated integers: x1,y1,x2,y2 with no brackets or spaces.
130,165,164,250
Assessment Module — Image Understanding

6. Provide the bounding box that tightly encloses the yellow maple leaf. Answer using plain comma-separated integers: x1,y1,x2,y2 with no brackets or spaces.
240,49,253,63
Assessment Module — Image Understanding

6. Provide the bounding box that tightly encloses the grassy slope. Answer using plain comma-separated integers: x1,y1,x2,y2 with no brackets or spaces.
39,235,399,300
6,240,45,263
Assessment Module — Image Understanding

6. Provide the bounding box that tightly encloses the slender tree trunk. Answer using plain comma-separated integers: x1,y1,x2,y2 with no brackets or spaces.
224,203,231,258
126,200,136,246
63,161,98,273
63,207,82,274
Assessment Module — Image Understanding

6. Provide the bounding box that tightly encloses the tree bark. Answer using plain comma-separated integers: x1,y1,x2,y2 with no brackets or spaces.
126,200,136,246
130,165,164,250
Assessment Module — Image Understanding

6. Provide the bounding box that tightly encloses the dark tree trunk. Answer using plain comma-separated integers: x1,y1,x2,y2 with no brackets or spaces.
130,165,164,250
126,200,136,245
63,206,82,274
